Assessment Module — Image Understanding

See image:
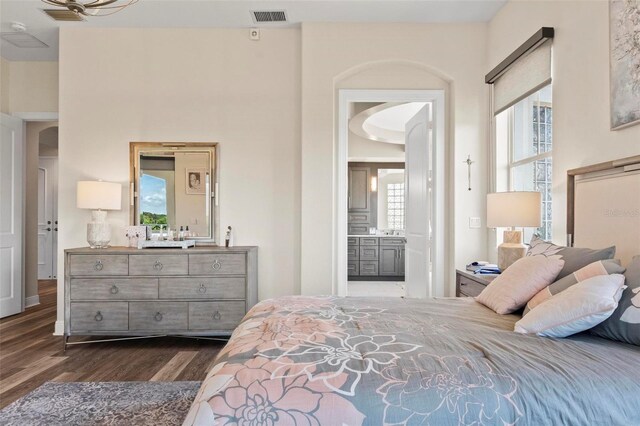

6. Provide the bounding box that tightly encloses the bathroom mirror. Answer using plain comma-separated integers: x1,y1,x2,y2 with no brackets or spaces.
130,142,217,241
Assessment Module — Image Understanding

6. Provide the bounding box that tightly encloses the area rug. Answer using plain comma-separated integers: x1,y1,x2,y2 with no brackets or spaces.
0,381,201,425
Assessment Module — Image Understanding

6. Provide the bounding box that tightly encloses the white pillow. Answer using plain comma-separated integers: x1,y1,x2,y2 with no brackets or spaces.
475,255,564,315
514,274,627,338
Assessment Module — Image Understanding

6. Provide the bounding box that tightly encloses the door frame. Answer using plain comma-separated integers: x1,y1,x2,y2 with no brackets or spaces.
335,89,447,297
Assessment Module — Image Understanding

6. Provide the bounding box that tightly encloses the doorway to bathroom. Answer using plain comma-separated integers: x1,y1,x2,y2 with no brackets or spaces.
336,90,447,299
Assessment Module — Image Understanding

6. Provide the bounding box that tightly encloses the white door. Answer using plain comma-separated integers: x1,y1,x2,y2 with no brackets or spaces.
0,114,24,318
404,105,432,298
38,157,58,279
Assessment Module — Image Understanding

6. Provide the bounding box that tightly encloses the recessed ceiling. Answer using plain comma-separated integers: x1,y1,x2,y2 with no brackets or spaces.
350,102,428,144
0,0,507,61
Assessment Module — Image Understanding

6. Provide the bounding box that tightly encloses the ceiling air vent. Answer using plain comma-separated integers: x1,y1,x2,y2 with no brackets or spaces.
251,10,287,23
42,9,85,22
1,32,49,48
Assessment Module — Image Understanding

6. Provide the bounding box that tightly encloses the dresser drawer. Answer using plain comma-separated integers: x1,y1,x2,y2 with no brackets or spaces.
458,276,486,297
189,301,246,331
359,237,379,246
129,302,188,331
129,255,188,276
359,261,379,276
70,302,128,332
347,237,359,246
71,278,158,301
69,255,128,276
189,254,246,275
159,277,245,299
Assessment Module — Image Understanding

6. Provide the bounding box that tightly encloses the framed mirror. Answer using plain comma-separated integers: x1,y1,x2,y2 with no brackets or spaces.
130,142,217,241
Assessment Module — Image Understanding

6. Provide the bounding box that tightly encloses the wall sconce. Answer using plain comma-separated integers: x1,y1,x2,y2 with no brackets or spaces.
371,176,378,192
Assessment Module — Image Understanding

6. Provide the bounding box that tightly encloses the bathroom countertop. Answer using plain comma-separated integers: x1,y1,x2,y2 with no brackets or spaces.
347,235,406,238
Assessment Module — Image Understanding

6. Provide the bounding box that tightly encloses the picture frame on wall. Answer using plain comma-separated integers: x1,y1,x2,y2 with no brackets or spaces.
610,0,640,130
186,168,206,195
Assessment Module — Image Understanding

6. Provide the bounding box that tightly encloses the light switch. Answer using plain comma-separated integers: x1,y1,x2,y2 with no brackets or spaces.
469,217,481,229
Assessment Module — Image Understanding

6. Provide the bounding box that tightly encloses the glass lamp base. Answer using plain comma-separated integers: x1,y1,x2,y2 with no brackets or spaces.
87,221,111,249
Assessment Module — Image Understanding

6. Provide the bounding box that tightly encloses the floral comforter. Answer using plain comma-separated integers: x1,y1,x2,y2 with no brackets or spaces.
183,296,640,426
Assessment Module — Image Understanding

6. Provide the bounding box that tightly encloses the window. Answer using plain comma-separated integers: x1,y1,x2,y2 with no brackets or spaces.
502,85,553,241
387,183,405,230
139,174,168,230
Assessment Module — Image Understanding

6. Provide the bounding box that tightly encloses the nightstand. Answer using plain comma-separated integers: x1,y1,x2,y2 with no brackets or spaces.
455,270,498,297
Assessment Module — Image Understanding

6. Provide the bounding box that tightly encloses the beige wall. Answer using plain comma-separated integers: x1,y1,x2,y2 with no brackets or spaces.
25,121,58,303
488,0,640,246
1,60,58,113
57,28,301,329
1,57,9,113
301,23,489,296
348,132,405,161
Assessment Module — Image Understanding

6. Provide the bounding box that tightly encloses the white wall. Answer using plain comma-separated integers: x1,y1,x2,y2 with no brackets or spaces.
488,0,640,246
301,22,489,296
348,132,405,161
57,28,301,331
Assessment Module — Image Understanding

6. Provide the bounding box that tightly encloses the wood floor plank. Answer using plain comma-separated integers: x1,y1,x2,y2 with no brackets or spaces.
0,280,224,409
0,356,68,395
150,351,199,381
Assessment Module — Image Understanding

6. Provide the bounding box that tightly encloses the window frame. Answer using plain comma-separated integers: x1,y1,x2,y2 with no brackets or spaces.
506,98,553,240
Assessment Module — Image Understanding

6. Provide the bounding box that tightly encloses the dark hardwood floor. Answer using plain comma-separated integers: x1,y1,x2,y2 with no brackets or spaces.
0,280,224,409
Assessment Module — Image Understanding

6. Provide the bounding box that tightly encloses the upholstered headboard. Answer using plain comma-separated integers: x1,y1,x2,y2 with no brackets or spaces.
567,155,640,267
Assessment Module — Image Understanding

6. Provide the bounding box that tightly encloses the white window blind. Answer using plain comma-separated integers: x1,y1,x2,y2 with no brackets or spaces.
493,40,552,115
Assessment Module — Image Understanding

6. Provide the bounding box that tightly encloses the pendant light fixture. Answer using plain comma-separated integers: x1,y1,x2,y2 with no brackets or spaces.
41,0,138,17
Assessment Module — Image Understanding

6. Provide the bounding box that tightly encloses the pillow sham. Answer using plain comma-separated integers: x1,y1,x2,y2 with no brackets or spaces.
526,235,616,280
523,259,625,316
590,255,640,346
514,274,626,338
476,255,564,315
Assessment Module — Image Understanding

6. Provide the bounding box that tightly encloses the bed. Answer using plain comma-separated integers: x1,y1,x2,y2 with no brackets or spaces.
183,295,640,425
184,155,640,425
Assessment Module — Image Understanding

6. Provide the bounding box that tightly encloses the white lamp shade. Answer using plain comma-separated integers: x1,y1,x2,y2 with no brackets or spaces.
487,191,542,228
77,181,122,210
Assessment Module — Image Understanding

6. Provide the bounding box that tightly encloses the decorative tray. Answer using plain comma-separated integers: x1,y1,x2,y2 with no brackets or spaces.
137,240,196,249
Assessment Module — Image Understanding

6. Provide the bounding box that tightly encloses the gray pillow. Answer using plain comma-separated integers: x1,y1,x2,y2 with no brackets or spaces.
526,235,616,279
590,255,640,346
522,259,625,316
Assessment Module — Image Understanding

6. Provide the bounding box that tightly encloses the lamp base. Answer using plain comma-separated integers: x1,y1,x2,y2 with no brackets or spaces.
497,230,526,271
87,210,111,249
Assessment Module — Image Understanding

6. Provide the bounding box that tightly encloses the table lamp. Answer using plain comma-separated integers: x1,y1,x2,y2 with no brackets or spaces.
487,191,542,271
77,181,122,248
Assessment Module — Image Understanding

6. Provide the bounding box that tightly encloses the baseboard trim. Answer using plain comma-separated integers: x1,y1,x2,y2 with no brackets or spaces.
25,295,40,308
54,320,64,336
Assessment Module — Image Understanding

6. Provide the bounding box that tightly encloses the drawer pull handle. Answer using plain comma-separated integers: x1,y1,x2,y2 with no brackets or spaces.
153,260,164,271
212,260,221,271
94,311,103,322
212,311,222,321
110,285,119,294
198,284,207,293
154,312,163,322
94,260,104,271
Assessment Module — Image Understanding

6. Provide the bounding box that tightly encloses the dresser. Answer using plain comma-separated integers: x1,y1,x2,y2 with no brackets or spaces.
64,246,257,348
455,270,496,297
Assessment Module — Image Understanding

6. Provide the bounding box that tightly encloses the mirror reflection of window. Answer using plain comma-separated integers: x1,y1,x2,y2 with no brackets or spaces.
377,169,405,231
140,174,168,230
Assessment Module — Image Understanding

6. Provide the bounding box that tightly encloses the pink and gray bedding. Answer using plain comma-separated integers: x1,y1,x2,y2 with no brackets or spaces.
591,255,640,346
184,296,640,425
523,259,626,315
526,235,616,279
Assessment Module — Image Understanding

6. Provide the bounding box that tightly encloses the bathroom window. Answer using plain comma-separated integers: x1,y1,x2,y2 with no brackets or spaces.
387,183,405,230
